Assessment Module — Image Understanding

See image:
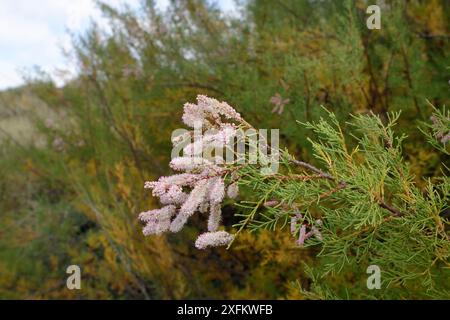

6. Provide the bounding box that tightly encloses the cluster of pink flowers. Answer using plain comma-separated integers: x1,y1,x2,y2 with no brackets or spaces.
270,93,290,115
140,95,241,249
430,114,450,144
291,212,322,247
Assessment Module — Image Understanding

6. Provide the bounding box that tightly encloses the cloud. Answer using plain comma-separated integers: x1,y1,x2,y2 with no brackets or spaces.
0,61,24,89
0,0,142,89
0,1,83,88
0,0,235,90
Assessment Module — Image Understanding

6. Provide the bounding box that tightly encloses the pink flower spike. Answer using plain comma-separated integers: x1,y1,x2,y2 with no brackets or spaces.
207,202,222,232
227,183,239,199
170,179,209,232
312,226,323,241
296,224,307,247
209,177,225,204
290,212,303,235
290,216,297,235
140,205,176,236
195,231,234,249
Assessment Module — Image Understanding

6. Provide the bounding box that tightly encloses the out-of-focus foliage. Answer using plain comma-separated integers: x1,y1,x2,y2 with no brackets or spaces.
0,0,449,299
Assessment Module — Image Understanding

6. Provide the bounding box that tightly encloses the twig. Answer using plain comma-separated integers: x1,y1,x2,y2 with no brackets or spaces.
319,182,347,200
289,158,334,180
378,201,404,217
400,46,422,119
289,156,406,217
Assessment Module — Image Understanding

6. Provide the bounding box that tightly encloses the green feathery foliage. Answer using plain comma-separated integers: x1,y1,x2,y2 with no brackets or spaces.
229,108,449,299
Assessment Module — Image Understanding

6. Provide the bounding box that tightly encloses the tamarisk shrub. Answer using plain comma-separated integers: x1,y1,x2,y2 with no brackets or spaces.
140,96,450,298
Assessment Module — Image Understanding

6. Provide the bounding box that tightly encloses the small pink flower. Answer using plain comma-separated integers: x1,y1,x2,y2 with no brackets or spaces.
297,224,307,247
270,93,290,115
139,205,176,236
441,132,450,144
227,183,239,199
290,212,303,235
207,202,222,232
52,137,65,152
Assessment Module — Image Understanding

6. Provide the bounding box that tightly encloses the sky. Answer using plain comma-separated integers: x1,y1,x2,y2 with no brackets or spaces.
0,0,236,90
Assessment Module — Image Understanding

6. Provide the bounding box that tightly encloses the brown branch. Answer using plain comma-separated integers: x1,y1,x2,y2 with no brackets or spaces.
275,0,300,19
362,34,383,115
158,82,225,95
289,157,406,217
382,52,394,114
303,73,311,121
400,46,422,118
378,201,404,217
417,33,450,39
87,75,165,178
319,181,347,200
289,158,334,180
275,174,331,182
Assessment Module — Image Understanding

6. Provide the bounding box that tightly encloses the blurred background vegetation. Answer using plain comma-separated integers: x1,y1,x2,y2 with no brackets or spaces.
0,0,449,299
